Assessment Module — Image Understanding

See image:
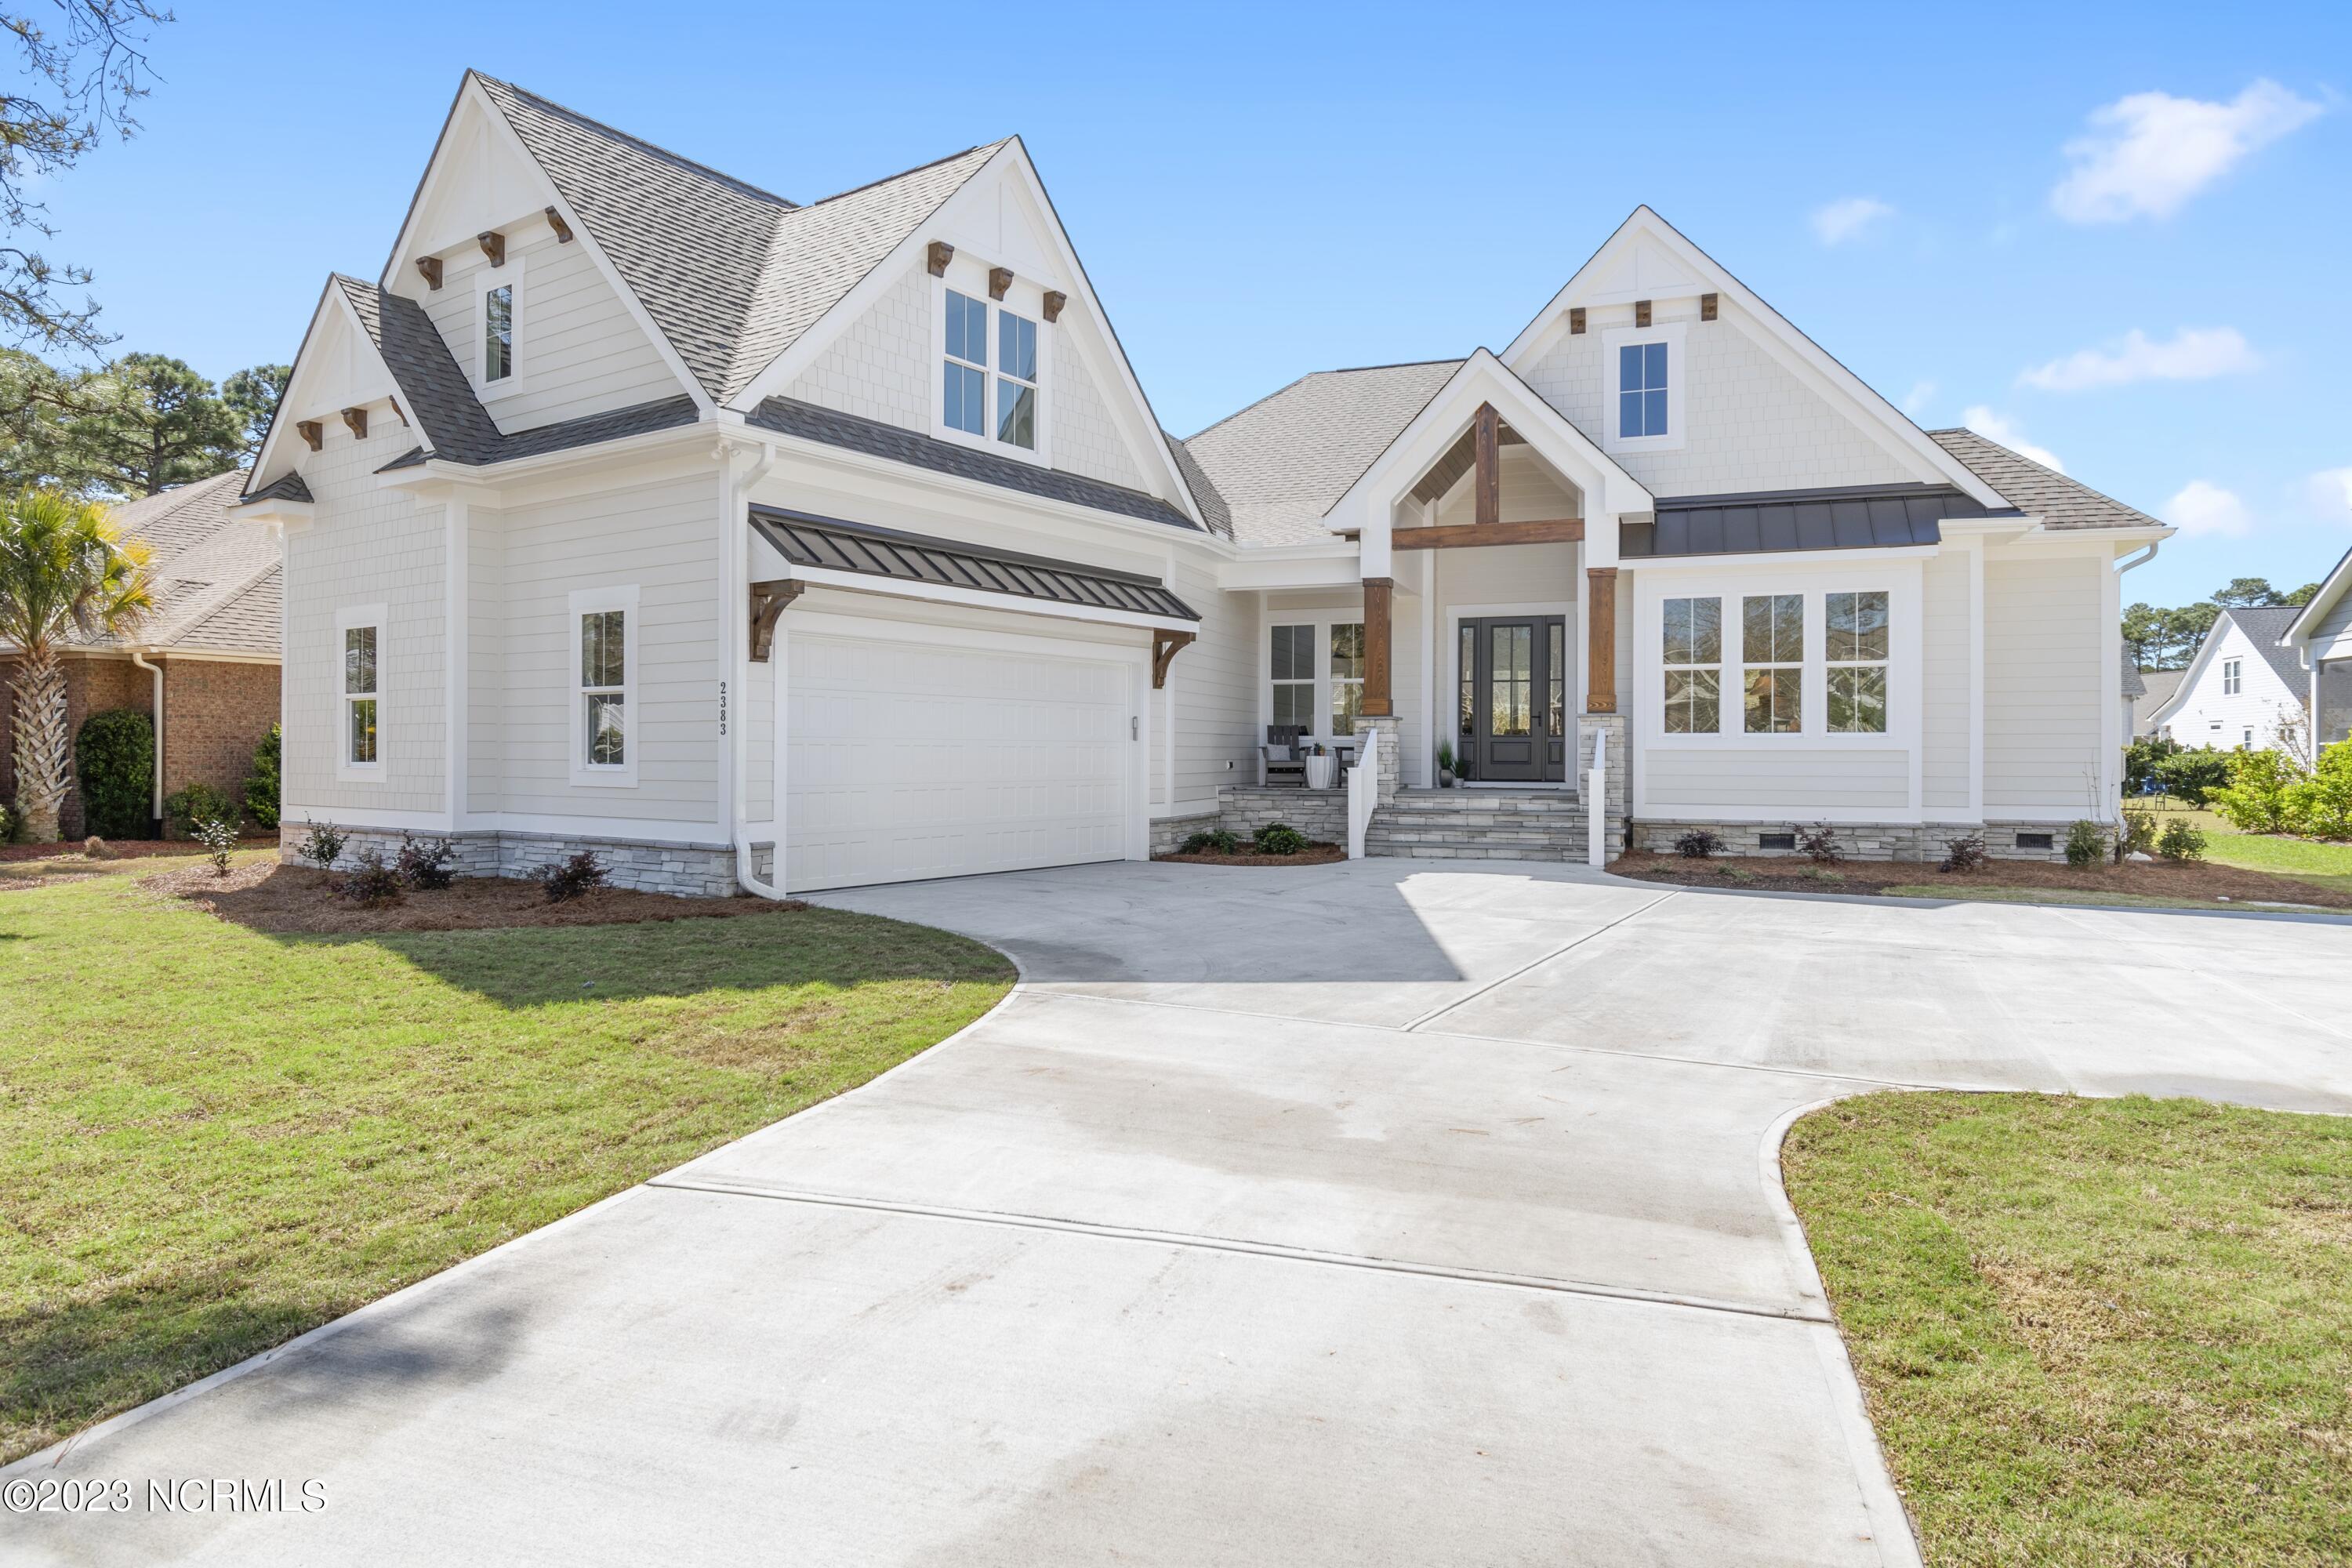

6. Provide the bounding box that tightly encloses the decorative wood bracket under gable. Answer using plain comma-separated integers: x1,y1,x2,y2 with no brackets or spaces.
749,579,806,662
1152,629,1195,690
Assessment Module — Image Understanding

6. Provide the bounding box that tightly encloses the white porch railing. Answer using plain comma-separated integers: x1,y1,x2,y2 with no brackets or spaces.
1586,726,1608,868
1347,727,1381,859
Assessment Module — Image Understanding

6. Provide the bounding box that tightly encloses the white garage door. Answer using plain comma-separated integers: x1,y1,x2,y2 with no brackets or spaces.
784,630,1135,892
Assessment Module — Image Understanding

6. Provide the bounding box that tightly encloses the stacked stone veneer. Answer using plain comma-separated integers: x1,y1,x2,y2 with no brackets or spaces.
1210,786,1349,846
1574,713,1629,858
1366,791,1592,861
279,826,741,898
1628,820,2072,863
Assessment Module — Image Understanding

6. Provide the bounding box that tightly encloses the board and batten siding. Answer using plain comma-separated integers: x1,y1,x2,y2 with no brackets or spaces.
1519,298,1919,497
493,477,721,823
419,221,681,435
1920,545,1971,811
1983,551,2105,815
282,422,448,817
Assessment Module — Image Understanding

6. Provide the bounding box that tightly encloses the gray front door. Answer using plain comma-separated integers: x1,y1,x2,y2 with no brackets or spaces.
1459,616,1567,783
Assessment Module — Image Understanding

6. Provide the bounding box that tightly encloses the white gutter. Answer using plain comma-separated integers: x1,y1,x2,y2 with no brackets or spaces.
128,648,164,824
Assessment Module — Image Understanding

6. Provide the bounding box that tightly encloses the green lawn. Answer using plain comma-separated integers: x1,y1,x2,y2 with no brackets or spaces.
0,853,1013,1464
1881,884,2334,912
1785,1092,2352,1567
2134,798,2352,897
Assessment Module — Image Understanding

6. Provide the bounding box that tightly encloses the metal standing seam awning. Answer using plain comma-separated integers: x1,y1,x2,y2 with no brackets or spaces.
1621,483,2021,558
750,506,1199,622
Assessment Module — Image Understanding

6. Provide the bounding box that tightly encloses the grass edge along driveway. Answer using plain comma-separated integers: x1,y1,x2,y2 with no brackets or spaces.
0,854,1014,1465
1784,1091,2352,1568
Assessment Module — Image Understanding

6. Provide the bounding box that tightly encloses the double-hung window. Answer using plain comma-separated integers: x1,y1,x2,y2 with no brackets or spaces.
1270,625,1315,729
1619,342,1669,438
477,259,522,392
2222,657,2241,696
1661,597,1722,733
1826,591,1889,734
996,308,1037,449
1328,623,1365,733
336,604,386,779
570,586,638,786
943,289,989,437
1743,593,1803,733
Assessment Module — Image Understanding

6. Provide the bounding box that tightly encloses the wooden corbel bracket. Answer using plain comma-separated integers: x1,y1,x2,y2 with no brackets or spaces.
750,579,807,662
1151,628,1196,689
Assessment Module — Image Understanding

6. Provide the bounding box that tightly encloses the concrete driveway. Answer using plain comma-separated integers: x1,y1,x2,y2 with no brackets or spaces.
14,861,2351,1566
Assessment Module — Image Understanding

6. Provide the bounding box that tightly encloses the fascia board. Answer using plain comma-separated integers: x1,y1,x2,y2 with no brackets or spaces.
784,564,1195,633
247,278,347,487
2283,544,2352,645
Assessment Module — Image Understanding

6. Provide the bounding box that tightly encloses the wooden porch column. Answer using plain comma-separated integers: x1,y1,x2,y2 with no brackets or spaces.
1362,576,1394,716
1585,567,1617,713
1473,402,1501,528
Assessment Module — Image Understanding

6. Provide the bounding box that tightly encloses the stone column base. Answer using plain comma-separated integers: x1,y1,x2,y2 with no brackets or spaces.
1355,715,1401,804
1575,712,1629,859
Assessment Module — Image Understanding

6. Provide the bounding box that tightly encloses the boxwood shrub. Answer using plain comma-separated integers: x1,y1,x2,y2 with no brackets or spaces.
74,708,154,840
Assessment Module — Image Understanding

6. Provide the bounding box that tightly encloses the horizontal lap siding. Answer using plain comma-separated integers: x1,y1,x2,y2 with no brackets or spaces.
1984,554,2102,812
1174,556,1254,804
1646,748,1909,809
1922,546,1970,809
466,510,502,814
423,228,682,434
283,424,446,817
497,477,720,822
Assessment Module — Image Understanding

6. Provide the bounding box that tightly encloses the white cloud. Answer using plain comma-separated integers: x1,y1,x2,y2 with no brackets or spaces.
1900,381,1936,419
2016,326,2259,392
2307,466,2352,519
2051,80,2322,223
1962,406,2065,473
2164,480,2253,538
1811,197,1893,245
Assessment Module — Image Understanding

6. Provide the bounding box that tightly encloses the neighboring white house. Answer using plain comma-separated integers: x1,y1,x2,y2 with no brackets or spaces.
236,72,2171,895
2144,606,2309,753
2132,667,2183,739
2283,546,2352,750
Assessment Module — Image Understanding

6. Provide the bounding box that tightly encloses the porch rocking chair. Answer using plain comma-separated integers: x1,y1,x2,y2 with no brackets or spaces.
1259,724,1308,787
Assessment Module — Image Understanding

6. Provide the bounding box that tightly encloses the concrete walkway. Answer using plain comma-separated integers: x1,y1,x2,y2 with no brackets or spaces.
14,861,2350,1565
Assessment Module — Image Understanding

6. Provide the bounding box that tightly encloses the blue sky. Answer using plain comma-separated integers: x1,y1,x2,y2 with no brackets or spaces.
34,1,2347,606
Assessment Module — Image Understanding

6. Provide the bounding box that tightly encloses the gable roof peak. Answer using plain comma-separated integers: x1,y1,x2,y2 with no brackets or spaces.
466,71,800,209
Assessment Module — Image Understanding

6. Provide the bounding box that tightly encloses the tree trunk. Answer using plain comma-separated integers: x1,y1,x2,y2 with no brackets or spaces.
9,644,71,840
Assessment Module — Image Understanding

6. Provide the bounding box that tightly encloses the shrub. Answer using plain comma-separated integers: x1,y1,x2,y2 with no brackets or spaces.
336,844,405,906
164,781,239,840
535,850,608,902
295,818,347,873
2122,733,2180,796
1673,828,1723,859
1180,828,1240,855
0,802,22,843
194,817,238,876
2114,807,2157,862
2156,818,2206,862
2063,819,2105,868
1796,823,1842,865
394,831,458,890
1939,833,1988,873
74,708,154,840
82,835,107,858
2208,748,2304,834
1251,823,1308,856
2153,746,2234,807
2285,740,2352,840
243,723,281,832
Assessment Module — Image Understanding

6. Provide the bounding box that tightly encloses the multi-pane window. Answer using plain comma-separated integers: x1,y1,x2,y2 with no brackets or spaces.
1548,621,1566,736
1618,341,1669,438
1826,590,1889,734
344,625,379,764
996,309,1037,449
1742,593,1803,734
580,609,626,768
1459,625,1475,742
484,283,514,382
1329,622,1364,734
1270,624,1315,729
1490,624,1534,737
2222,658,2241,696
1661,596,1721,733
943,289,989,437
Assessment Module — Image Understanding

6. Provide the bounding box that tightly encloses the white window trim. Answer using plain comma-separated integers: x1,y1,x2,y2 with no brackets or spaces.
335,602,388,783
1601,320,1688,455
1824,589,1894,735
1633,561,1923,753
476,254,525,402
929,268,1054,469
568,583,639,789
2222,657,2241,696
1258,611,1370,749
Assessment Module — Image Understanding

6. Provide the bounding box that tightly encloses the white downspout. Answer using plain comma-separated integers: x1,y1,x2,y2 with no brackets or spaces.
129,648,165,827
721,437,783,899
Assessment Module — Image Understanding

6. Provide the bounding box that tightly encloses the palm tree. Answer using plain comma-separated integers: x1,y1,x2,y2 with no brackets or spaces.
0,490,154,840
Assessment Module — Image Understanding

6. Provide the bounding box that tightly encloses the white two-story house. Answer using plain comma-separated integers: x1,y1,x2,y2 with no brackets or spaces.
237,73,2169,895
2144,605,2313,753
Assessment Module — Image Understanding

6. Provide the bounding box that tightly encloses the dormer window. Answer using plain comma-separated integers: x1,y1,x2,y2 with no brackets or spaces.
938,278,1047,459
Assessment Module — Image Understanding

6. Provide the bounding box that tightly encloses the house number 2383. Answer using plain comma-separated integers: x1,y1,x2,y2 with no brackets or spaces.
717,681,728,737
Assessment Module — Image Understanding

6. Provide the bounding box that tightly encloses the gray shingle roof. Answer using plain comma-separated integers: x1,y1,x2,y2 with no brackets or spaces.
175,564,280,658
751,507,1198,621
1927,428,2162,531
473,74,1004,406
238,470,313,504
67,472,281,657
2220,604,2310,696
2136,668,2185,734
1162,432,1232,540
746,396,1196,531
1178,360,1462,546
2120,646,2147,699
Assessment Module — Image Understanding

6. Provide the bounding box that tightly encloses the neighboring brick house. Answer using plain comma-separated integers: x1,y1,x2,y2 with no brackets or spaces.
0,470,281,837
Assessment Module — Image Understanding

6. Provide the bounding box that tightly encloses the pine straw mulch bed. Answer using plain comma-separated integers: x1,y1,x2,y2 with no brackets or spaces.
143,858,807,934
1610,849,2352,909
1154,843,1347,867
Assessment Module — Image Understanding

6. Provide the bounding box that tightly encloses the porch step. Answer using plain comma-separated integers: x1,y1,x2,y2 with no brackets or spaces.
1365,791,1592,861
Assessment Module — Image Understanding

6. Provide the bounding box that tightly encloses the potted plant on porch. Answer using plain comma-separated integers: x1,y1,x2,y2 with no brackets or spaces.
1436,741,1457,789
